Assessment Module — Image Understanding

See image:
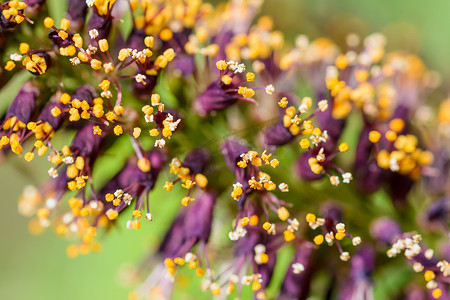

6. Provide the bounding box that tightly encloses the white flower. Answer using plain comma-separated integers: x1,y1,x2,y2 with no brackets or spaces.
62,156,74,164
89,29,99,39
70,57,81,66
10,53,22,61
265,84,275,95
342,172,353,183
292,263,305,274
318,100,328,111
86,0,95,7
154,139,166,148
135,74,146,83
278,183,289,192
48,167,58,178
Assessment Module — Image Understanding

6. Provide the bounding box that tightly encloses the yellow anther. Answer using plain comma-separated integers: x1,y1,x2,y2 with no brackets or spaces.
335,232,346,240
278,97,288,108
19,43,29,54
306,213,316,223
284,230,295,242
151,94,160,106
174,257,185,265
144,36,154,48
93,126,102,135
132,210,142,218
216,60,227,70
24,152,34,161
196,268,205,277
424,270,435,282
299,139,310,149
105,193,114,202
114,125,123,136
301,97,313,109
314,235,324,245
60,18,70,31
106,209,118,220
338,142,349,153
277,207,290,221
246,72,255,82
98,39,109,52
221,75,232,85
369,130,381,143
43,17,54,28
263,222,272,231
4,61,16,71
335,54,348,69
250,215,259,225
58,30,68,40
164,258,175,268
60,93,71,104
149,129,159,137
133,127,141,139
389,118,405,133
51,106,61,117
195,173,208,188
181,196,194,207
251,281,262,291
160,29,173,41
118,48,129,61
385,130,397,142
162,127,172,138
163,48,175,61
137,158,151,172
432,288,442,299
90,59,102,70
241,217,250,226
98,79,110,91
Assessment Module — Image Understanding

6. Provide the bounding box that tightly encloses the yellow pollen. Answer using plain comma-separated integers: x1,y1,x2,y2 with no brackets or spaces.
314,235,324,245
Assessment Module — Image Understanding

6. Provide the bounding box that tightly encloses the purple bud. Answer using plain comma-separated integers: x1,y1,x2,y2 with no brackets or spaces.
234,227,264,257
278,242,315,300
183,148,211,174
339,248,375,300
6,81,39,123
88,12,112,42
221,137,249,172
173,54,195,76
24,0,45,9
317,99,346,146
0,2,23,29
259,123,295,148
132,72,158,100
71,85,96,103
195,82,239,115
70,124,103,156
425,196,450,225
125,28,146,51
387,172,414,208
37,102,65,131
48,29,72,49
66,0,88,31
295,151,324,181
370,217,402,245
159,191,216,258
183,191,216,243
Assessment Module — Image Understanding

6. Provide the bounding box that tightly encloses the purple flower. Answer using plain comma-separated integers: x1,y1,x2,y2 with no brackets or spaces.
182,148,211,175
370,217,402,245
66,0,88,31
259,123,295,148
88,12,112,42
159,191,216,258
339,247,375,300
195,81,239,115
5,81,39,123
278,242,315,300
37,102,65,131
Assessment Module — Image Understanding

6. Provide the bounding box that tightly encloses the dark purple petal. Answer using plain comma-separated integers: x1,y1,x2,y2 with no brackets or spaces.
70,124,103,156
370,217,402,245
183,148,211,174
66,0,88,31
88,12,112,42
221,137,249,172
6,81,39,123
295,151,324,181
37,102,65,130
132,72,157,100
196,81,238,115
278,242,315,300
260,123,295,148
48,29,72,48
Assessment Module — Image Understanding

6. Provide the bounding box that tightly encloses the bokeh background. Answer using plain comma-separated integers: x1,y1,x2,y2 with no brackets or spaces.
1,0,450,299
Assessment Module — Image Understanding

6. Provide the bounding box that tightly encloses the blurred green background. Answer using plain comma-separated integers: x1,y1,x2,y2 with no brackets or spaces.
1,0,450,299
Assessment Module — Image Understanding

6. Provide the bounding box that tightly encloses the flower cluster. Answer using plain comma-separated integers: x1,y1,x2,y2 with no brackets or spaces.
1,0,450,299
